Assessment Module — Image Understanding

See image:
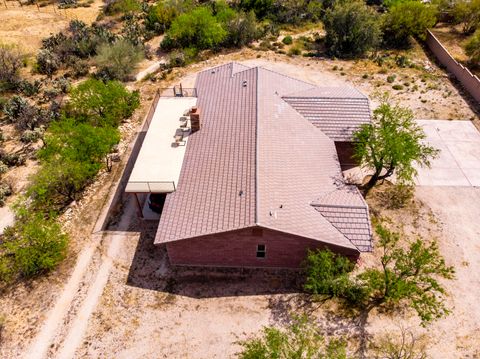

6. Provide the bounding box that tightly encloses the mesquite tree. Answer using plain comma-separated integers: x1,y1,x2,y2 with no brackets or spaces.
353,97,439,191
304,224,455,325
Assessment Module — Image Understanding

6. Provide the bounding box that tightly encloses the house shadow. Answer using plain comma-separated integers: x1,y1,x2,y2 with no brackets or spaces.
125,224,303,298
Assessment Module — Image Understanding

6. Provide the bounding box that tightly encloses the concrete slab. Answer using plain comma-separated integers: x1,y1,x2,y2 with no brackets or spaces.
462,167,480,186
416,120,480,187
415,167,472,186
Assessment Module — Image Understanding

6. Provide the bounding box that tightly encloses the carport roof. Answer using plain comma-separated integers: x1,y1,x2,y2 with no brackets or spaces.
154,63,372,253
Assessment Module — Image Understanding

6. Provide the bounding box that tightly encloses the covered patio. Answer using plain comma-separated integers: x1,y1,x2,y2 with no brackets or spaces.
125,96,197,218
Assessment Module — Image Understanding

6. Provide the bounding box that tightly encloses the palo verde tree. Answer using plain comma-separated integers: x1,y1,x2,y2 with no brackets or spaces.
304,223,455,326
353,96,439,191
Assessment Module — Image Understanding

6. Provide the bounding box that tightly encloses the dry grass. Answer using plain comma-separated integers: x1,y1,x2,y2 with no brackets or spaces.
0,0,103,54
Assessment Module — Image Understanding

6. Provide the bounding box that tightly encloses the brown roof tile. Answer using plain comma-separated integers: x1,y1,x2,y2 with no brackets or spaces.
154,63,372,252
283,87,371,142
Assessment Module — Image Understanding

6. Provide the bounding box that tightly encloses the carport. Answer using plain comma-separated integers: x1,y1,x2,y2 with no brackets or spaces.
125,96,197,218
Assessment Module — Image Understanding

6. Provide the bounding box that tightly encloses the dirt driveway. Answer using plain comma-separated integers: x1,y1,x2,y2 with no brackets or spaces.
416,120,480,186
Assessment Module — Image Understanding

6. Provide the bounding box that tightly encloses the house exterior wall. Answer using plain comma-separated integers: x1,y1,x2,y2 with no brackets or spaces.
165,227,359,269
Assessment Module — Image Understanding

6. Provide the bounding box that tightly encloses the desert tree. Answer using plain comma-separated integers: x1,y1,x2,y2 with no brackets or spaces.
358,224,455,323
382,1,438,48
353,95,439,191
0,207,68,283
304,224,455,325
95,39,144,81
465,30,480,64
65,78,140,127
238,315,348,359
453,0,480,34
324,0,382,58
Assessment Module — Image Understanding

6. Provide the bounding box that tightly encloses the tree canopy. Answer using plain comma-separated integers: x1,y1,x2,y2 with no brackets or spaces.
0,208,68,283
163,7,227,50
304,224,455,325
324,0,382,58
353,96,439,190
382,1,438,48
238,316,348,359
95,39,144,81
66,78,140,127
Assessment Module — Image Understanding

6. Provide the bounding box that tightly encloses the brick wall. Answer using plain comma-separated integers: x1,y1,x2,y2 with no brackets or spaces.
166,226,359,268
426,30,480,104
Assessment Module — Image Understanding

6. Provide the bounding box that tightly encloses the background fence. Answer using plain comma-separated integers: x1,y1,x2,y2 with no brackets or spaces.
426,30,480,104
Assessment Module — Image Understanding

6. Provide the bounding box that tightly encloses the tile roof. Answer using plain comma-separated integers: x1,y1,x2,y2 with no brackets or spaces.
155,62,372,252
283,87,371,142
311,186,373,252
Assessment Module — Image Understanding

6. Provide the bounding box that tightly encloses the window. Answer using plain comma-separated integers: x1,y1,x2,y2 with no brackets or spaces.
256,244,266,258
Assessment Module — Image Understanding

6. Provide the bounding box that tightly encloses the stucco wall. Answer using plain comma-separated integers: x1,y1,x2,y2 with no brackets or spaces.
166,227,359,268
426,30,480,104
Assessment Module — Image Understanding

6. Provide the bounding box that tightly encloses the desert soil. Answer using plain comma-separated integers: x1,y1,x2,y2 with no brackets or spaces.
0,0,102,54
1,27,480,359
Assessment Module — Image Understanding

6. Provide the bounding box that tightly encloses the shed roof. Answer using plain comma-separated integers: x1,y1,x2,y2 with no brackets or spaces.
155,63,372,252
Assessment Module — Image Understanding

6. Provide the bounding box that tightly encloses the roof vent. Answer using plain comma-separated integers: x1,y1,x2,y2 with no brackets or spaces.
239,190,244,197
211,69,216,74
242,80,247,87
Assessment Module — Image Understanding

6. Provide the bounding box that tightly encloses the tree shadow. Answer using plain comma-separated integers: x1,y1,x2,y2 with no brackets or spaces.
266,293,376,358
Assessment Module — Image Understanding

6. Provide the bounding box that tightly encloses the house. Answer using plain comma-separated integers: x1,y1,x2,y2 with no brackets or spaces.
127,62,373,269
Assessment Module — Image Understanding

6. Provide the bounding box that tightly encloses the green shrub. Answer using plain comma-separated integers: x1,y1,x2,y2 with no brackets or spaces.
383,1,438,48
0,209,68,282
217,7,259,48
304,249,366,303
0,161,7,175
324,0,382,58
17,79,43,97
0,182,12,207
239,0,274,19
465,30,480,63
305,223,455,325
66,79,140,127
392,84,403,90
282,35,293,45
4,96,51,131
387,74,396,83
146,1,180,34
453,0,480,34
104,0,141,15
95,39,144,81
162,7,227,50
288,45,302,56
239,315,348,359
